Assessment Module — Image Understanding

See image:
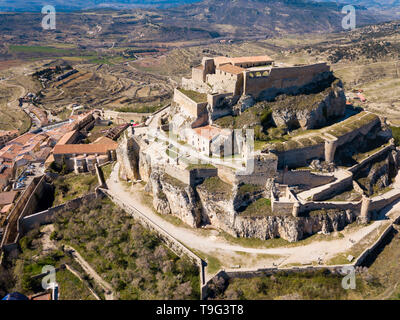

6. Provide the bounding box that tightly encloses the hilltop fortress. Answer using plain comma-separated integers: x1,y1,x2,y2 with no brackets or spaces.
118,55,400,243
175,55,332,127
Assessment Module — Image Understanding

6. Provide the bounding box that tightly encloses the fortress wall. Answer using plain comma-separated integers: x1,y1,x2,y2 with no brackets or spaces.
20,193,98,233
192,67,205,83
271,199,294,215
244,63,330,98
173,88,208,118
277,170,335,188
208,93,234,109
206,72,240,94
1,176,46,248
299,201,361,213
349,143,394,174
165,164,218,186
103,110,151,124
310,172,353,201
165,164,192,185
370,190,400,212
335,117,381,148
234,154,278,186
276,143,325,169
191,168,218,181
217,165,236,185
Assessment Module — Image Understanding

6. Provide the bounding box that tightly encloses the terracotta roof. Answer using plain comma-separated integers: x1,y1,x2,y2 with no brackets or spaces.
214,55,274,67
30,292,52,301
217,64,245,75
53,143,117,155
57,130,78,145
193,125,222,141
0,130,18,138
8,133,36,146
0,191,18,206
230,55,274,65
93,136,118,148
1,203,13,214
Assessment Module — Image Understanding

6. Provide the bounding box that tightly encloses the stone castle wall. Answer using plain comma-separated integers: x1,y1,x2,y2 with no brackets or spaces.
244,63,330,99
276,170,335,188
275,143,325,169
173,88,208,119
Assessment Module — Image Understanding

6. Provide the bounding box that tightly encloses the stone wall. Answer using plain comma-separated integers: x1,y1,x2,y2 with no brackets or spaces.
299,201,361,213
1,176,47,248
244,63,330,99
20,193,98,233
102,110,151,124
310,171,353,201
173,88,208,118
274,143,325,169
277,170,335,188
165,164,218,186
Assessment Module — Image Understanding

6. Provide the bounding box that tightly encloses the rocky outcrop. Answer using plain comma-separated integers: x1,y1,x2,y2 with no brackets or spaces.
233,209,356,242
149,170,203,228
117,129,140,181
196,183,235,232
364,157,391,196
271,81,346,130
232,95,255,116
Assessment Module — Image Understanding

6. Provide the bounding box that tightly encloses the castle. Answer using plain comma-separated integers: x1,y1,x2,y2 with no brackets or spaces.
118,54,400,243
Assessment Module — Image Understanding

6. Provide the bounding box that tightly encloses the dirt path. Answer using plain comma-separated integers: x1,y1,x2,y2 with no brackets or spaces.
64,245,115,300
107,163,396,269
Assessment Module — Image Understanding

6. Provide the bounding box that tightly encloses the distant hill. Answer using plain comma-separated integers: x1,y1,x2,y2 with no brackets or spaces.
0,0,394,47
313,0,400,10
0,0,200,12
161,0,388,36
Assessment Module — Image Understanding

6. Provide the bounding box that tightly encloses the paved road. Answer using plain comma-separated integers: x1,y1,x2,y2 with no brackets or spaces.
107,163,396,269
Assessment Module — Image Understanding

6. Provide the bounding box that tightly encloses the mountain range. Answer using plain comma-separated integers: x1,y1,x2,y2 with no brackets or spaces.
1,0,400,12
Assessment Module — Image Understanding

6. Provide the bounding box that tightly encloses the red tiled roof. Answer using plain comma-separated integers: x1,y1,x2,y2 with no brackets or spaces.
217,64,245,75
57,130,78,145
53,143,117,155
0,191,18,206
193,125,222,140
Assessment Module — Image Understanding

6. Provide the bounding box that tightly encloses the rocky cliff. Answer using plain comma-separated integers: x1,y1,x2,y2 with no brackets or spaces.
148,170,203,228
234,209,357,242
117,129,141,181
271,81,346,130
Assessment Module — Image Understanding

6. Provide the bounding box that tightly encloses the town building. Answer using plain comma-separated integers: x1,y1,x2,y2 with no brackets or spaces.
53,137,118,173
0,130,18,149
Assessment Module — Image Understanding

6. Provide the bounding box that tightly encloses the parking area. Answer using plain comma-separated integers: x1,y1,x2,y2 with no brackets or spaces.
14,163,45,190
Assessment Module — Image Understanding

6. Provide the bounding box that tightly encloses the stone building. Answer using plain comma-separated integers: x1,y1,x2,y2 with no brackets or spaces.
53,139,117,173
185,125,234,157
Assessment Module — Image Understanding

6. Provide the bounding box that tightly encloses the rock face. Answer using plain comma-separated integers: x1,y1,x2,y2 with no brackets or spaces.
117,129,140,181
364,156,391,196
145,169,358,242
271,81,346,130
233,209,356,242
149,170,203,228
232,95,255,116
196,182,235,233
